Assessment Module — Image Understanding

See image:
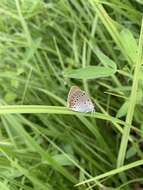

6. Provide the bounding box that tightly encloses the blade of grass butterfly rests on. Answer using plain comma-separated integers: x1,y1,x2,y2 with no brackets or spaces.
64,66,116,80
67,86,94,112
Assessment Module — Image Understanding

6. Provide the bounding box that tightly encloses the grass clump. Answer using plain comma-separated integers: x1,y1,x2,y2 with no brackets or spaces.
0,0,143,189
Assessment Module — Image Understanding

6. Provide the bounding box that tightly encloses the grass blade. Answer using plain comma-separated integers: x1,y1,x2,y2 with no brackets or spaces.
117,19,143,167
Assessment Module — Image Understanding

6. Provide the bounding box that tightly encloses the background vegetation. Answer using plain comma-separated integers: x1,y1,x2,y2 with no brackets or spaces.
0,0,143,189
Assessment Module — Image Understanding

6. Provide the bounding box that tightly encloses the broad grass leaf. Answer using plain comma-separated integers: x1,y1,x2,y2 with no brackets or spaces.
120,29,138,64
95,47,117,71
64,66,116,79
116,101,129,118
126,146,137,159
53,154,75,166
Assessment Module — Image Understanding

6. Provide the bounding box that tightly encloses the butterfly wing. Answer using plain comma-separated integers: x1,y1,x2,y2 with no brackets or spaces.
67,86,94,112
73,90,94,112
67,86,80,101
67,86,80,107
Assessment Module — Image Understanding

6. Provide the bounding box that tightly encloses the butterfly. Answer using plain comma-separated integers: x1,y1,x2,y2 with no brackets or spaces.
67,86,94,112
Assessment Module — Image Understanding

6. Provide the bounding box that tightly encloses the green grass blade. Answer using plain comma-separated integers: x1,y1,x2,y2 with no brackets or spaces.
117,19,143,167
64,66,116,79
76,159,143,186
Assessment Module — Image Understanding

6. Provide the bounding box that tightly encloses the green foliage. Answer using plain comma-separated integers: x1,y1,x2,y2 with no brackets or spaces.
64,65,116,79
120,29,138,64
0,0,143,190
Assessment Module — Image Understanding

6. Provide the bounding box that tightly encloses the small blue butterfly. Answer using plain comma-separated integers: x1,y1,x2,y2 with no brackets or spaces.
67,86,94,112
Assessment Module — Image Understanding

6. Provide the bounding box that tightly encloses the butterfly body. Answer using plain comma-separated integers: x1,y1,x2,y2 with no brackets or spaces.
67,86,94,112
